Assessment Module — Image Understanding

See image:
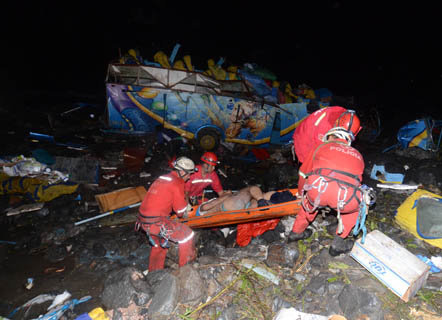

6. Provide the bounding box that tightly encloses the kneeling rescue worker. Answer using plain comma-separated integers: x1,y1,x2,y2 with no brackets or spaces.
136,156,196,271
289,117,371,256
185,152,230,205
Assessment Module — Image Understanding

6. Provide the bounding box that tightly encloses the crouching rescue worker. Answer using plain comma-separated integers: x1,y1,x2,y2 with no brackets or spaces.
185,152,230,205
293,106,361,163
136,156,196,271
289,126,371,256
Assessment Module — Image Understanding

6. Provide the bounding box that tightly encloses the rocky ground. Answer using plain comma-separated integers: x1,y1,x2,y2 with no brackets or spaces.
0,112,442,320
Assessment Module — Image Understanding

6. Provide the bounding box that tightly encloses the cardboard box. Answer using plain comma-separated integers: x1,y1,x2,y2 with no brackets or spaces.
350,230,430,302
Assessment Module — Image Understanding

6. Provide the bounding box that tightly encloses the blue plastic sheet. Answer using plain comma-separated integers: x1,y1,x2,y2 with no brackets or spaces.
397,118,441,150
383,117,442,153
397,118,431,150
238,70,272,97
370,165,404,184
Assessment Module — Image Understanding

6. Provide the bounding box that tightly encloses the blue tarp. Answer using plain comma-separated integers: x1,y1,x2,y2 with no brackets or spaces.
383,117,442,152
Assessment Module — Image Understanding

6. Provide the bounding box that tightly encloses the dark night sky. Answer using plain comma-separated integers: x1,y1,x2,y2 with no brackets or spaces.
2,1,442,120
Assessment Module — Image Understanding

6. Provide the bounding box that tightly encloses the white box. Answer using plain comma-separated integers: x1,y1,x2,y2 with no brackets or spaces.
350,230,430,302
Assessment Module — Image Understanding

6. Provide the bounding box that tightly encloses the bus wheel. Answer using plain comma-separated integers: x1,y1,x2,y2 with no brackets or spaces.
197,128,220,151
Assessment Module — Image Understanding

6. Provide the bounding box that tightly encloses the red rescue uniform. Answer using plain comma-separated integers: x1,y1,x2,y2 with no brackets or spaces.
185,164,223,198
137,171,196,271
293,106,347,163
293,139,364,238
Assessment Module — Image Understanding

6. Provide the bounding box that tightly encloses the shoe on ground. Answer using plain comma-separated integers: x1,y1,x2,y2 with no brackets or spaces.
258,199,270,207
288,229,313,242
329,236,355,256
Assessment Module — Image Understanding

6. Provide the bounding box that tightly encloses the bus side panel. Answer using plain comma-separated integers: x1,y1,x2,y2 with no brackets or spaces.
106,83,308,145
279,103,309,143
106,83,161,132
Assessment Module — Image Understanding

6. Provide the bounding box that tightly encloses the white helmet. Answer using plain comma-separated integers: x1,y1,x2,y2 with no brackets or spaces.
322,127,354,145
173,156,196,173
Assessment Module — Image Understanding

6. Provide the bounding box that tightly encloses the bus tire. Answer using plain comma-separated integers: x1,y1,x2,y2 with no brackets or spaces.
197,128,220,151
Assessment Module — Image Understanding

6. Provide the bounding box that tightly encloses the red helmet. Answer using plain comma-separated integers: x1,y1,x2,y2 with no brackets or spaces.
201,152,219,166
168,155,177,168
335,110,362,137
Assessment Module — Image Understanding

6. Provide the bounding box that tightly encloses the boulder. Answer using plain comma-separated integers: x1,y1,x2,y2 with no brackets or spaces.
101,267,152,309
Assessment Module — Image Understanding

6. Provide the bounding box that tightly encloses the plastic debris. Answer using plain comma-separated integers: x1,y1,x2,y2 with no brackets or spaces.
8,291,90,320
38,295,91,320
370,164,404,184
3,156,48,177
376,183,419,190
47,291,71,310
217,169,227,178
2,155,69,184
219,227,231,238
431,256,442,269
75,307,111,320
25,278,34,290
273,307,346,320
416,255,441,273
241,259,280,285
0,240,16,245
5,203,45,216
139,172,151,178
88,307,110,320
74,202,142,226
101,166,117,170
8,293,56,318
29,132,88,150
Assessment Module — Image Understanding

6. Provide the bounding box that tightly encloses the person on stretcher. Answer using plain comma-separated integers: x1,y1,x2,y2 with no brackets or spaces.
195,186,297,216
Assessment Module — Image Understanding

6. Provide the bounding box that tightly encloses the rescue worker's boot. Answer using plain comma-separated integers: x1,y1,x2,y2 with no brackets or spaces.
178,234,196,267
288,229,313,242
329,236,354,256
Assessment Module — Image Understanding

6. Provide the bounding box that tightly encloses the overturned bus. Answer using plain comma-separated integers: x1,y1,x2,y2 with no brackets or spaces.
105,63,308,150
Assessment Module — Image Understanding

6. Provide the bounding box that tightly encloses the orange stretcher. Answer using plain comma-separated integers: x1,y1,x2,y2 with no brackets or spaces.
177,189,301,228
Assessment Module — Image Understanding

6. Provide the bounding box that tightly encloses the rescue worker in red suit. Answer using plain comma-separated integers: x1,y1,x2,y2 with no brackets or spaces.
185,152,231,205
289,123,365,256
292,106,362,163
136,157,196,271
